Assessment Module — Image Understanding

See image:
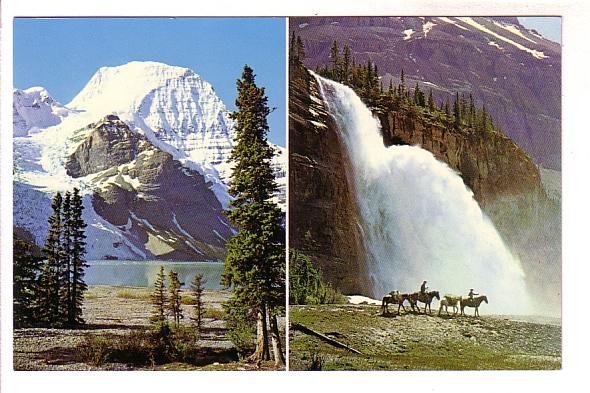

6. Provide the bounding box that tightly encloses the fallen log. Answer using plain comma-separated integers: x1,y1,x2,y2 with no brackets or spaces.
291,322,362,354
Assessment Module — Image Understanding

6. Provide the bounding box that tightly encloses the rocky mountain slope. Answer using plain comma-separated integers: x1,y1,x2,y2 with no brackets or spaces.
13,61,286,260
292,16,561,170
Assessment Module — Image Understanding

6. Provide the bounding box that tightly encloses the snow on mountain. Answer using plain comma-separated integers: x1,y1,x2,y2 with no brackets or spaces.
14,61,286,260
66,61,286,208
13,87,72,136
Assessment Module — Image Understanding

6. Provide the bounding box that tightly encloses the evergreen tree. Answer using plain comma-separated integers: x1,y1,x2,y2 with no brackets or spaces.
69,188,87,326
39,192,64,326
469,93,476,127
60,191,72,324
168,270,183,327
222,65,285,365
330,41,340,80
289,31,296,61
150,266,168,329
453,92,461,128
428,89,435,112
342,43,352,83
190,273,206,333
444,97,451,117
295,36,305,62
13,236,42,327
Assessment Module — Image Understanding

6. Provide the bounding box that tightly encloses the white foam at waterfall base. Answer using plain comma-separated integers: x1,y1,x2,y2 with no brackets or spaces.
314,73,532,315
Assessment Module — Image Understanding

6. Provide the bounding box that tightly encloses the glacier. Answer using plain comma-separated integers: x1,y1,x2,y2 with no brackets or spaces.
13,61,286,260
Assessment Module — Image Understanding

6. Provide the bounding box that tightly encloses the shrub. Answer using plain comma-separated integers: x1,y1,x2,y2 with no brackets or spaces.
79,326,204,367
81,335,111,366
308,352,324,371
223,297,255,359
289,249,347,305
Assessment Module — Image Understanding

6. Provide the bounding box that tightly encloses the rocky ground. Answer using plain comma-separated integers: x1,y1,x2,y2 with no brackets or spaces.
289,304,561,371
13,285,284,371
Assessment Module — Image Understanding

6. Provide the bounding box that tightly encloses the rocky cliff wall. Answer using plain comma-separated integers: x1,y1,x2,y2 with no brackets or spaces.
289,64,370,294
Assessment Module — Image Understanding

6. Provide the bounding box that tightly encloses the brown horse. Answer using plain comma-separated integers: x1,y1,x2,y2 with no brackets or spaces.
381,291,410,315
460,295,488,317
408,291,440,314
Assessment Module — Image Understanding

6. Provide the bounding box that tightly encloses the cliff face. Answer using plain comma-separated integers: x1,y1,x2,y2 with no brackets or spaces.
289,64,369,294
377,111,545,207
65,115,232,261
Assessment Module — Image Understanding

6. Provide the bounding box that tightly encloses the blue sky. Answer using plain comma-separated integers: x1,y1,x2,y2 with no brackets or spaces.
13,18,286,146
518,17,561,43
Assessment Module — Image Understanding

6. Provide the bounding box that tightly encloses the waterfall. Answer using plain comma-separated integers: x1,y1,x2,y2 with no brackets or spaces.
314,74,531,314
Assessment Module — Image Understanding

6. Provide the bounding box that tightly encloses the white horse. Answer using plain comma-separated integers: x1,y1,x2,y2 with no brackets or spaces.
438,295,461,316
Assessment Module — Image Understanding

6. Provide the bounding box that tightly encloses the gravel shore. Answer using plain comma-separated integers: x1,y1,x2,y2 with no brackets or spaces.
13,285,238,371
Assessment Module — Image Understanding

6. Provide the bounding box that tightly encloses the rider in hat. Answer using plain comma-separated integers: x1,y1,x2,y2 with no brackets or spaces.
468,288,479,299
420,281,428,294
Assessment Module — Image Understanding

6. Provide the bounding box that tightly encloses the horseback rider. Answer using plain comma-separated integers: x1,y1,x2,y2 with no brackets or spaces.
420,281,428,294
468,288,479,300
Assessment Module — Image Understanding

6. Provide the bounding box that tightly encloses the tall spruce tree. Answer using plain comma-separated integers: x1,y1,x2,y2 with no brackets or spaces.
39,192,64,326
190,273,206,333
60,191,73,324
330,41,340,80
69,188,88,326
150,266,168,328
222,65,285,365
13,236,43,327
453,92,461,128
168,270,183,327
342,44,352,84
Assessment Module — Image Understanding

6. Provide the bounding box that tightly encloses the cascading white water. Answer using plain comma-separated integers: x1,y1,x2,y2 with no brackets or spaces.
314,74,531,314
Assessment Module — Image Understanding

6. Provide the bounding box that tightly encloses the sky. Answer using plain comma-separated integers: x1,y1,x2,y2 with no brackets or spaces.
13,18,287,146
518,16,561,43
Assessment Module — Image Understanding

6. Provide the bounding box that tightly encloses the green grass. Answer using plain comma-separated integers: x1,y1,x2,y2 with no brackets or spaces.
116,289,151,301
289,305,561,371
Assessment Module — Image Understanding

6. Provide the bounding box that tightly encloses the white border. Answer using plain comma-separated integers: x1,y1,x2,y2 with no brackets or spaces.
2,0,590,392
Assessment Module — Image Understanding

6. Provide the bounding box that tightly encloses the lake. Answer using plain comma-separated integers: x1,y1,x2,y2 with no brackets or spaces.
85,260,225,290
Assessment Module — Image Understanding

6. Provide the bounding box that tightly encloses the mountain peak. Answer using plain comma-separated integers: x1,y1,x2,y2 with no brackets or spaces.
13,86,71,136
67,61,207,114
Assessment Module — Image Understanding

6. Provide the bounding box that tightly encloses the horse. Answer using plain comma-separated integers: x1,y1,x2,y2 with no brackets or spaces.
381,291,409,315
408,291,440,314
460,295,488,317
438,295,461,316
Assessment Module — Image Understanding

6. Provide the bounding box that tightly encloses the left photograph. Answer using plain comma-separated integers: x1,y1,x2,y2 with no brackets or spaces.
12,17,287,371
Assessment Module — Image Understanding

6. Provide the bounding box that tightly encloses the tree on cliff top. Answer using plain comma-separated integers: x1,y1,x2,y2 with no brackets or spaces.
222,65,285,366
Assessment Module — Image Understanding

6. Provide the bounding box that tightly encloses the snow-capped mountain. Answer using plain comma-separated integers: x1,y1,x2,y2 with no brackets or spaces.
13,61,286,260
13,87,72,137
292,16,561,170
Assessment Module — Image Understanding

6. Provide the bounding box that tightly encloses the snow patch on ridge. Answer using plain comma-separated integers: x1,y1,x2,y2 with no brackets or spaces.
438,17,469,31
458,17,548,59
422,21,436,37
403,29,415,40
492,20,537,44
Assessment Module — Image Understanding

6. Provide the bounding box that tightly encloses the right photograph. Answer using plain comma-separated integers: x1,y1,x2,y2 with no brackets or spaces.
288,16,561,370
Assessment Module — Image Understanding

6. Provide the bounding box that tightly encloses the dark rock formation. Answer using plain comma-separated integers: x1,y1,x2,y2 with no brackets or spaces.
66,115,232,261
66,115,140,178
289,63,369,294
